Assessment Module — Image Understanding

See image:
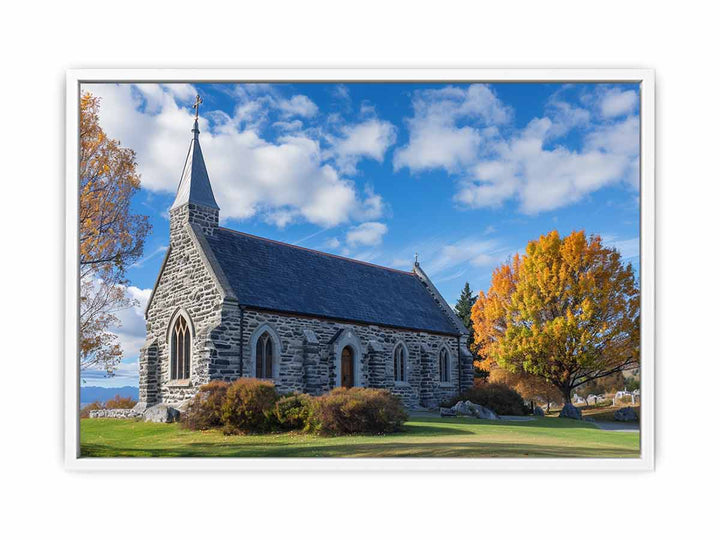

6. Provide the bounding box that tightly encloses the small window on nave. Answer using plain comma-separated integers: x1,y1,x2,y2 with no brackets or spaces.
256,332,273,379
439,348,449,383
394,344,407,382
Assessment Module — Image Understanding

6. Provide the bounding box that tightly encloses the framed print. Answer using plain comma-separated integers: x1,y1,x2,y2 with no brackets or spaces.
65,68,654,471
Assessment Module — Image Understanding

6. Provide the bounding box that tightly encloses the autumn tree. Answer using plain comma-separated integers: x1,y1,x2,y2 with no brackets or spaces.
79,92,150,374
488,367,563,412
471,230,639,404
455,282,486,379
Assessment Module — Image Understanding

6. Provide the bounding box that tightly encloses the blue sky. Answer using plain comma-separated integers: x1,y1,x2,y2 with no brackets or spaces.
80,81,640,388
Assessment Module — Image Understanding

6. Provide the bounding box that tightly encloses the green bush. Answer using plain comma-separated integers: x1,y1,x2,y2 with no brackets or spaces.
274,393,313,431
221,378,280,434
182,380,230,431
444,382,529,415
307,387,408,435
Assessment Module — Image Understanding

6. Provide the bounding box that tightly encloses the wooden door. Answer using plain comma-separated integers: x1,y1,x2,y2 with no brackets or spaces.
341,346,354,388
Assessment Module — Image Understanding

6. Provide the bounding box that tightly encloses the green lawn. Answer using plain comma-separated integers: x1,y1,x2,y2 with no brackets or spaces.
80,416,639,458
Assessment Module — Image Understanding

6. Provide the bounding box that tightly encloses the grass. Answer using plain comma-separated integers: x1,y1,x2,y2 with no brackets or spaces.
80,416,639,458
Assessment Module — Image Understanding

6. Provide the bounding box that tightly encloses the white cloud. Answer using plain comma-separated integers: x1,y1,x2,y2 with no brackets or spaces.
82,358,140,386
599,89,639,118
110,285,152,361
84,83,385,228
394,83,640,215
393,84,512,173
325,237,341,249
424,238,501,275
329,118,397,174
602,234,640,260
545,92,591,137
346,222,388,247
434,269,467,284
458,111,638,213
277,95,318,118
272,119,304,132
389,256,413,270
163,83,198,102
333,84,351,102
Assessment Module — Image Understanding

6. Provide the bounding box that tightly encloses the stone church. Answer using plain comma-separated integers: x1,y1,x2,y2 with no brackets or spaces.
138,112,474,410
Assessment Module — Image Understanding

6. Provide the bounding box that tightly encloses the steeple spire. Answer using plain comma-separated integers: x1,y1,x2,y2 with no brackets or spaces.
171,94,219,211
191,94,202,140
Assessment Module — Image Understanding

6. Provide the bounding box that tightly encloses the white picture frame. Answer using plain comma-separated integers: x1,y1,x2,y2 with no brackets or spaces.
65,68,655,471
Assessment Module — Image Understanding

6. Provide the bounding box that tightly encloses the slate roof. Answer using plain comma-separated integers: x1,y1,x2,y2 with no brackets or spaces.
202,228,460,335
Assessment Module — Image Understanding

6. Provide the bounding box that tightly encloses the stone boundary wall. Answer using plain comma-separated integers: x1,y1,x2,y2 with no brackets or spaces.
89,408,143,419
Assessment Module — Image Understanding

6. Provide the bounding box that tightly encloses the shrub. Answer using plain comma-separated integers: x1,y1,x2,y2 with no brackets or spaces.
80,401,103,419
307,387,408,435
444,382,528,415
274,393,313,431
182,380,230,431
221,378,280,434
104,395,137,409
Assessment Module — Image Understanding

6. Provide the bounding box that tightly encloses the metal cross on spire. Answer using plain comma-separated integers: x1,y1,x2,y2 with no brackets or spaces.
192,94,203,120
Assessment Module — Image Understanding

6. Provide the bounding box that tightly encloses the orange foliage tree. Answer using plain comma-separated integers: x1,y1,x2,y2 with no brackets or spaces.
471,230,639,404
487,367,563,412
79,92,150,374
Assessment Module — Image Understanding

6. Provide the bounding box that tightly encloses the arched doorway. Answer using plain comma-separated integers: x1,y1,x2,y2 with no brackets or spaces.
341,346,355,388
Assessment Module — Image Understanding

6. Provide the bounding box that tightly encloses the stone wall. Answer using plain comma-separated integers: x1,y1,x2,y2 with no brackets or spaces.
236,309,470,409
139,202,235,407
89,408,142,419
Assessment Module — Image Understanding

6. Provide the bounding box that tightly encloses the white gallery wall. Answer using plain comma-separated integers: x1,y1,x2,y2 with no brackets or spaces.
0,1,716,538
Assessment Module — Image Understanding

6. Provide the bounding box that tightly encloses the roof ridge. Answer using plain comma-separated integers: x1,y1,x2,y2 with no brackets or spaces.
216,226,414,276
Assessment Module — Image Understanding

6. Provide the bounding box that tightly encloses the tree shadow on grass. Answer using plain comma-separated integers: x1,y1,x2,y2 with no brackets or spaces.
393,424,477,436
411,416,601,430
80,440,639,459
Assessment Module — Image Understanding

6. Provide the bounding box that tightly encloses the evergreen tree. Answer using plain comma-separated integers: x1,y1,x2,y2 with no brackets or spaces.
455,282,485,378
455,282,477,330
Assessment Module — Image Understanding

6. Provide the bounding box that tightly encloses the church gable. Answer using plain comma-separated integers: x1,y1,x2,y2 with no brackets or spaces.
145,223,230,320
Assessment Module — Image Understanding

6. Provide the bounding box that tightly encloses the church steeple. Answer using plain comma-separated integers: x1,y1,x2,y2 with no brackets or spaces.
171,95,219,212
170,95,219,236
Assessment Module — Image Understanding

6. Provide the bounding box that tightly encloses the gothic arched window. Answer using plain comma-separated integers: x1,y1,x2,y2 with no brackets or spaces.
171,315,191,380
255,332,274,379
394,343,407,382
439,347,450,383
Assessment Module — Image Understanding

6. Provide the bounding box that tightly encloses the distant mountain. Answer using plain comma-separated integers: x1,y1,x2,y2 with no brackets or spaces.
81,386,139,405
